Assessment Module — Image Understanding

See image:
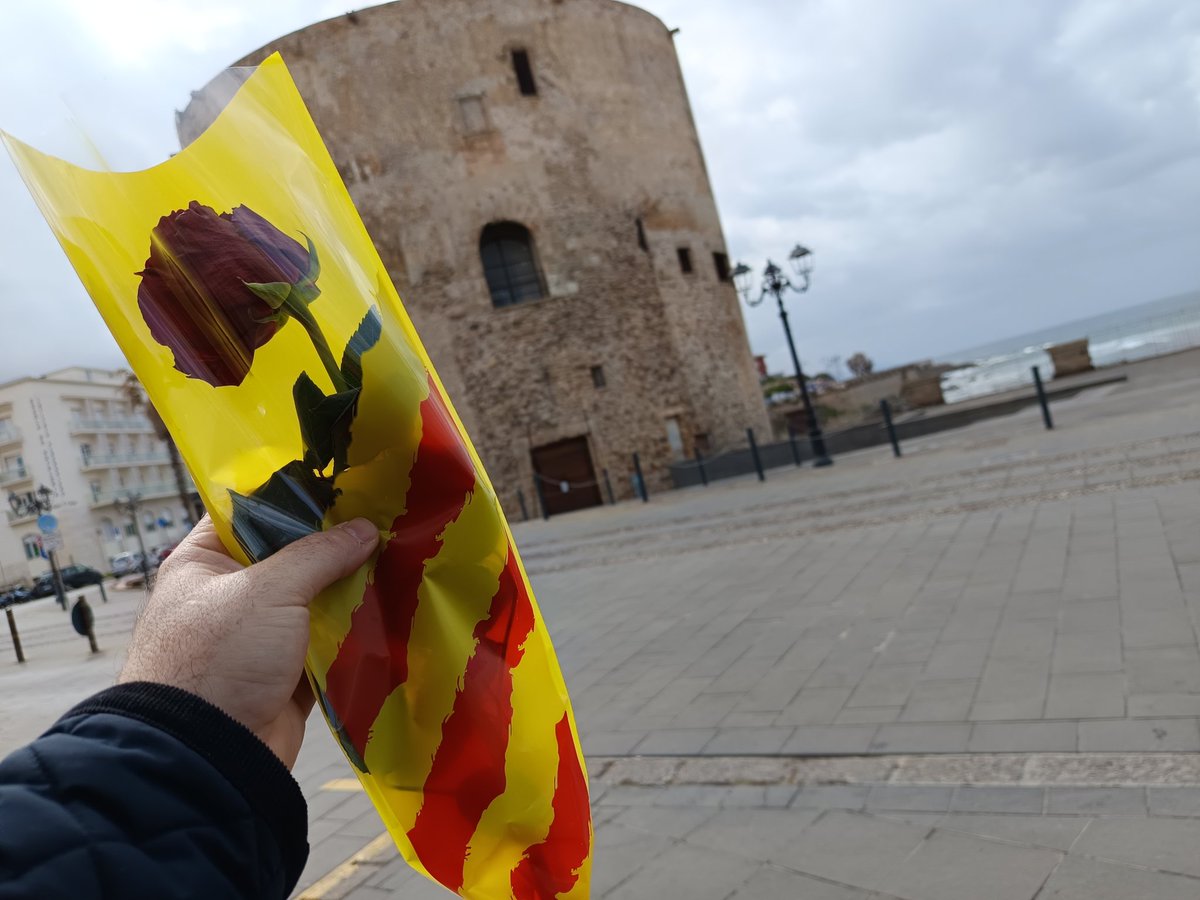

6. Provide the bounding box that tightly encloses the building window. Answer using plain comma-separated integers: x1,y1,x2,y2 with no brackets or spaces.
590,365,606,389
160,508,174,528
480,222,545,308
713,252,731,282
677,247,693,274
512,49,537,96
636,218,648,252
143,512,157,533
124,522,137,538
22,535,40,561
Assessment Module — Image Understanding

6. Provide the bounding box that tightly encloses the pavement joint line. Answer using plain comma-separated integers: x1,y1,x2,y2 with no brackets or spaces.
295,832,393,899
589,753,1200,787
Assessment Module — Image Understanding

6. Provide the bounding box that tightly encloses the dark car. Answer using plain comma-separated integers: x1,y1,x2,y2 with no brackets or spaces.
31,565,104,597
30,573,56,598
0,585,33,607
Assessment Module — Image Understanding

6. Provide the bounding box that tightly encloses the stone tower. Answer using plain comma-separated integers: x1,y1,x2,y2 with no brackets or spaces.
178,0,769,517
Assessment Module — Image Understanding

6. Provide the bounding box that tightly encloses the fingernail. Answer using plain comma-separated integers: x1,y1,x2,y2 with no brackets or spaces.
340,518,379,545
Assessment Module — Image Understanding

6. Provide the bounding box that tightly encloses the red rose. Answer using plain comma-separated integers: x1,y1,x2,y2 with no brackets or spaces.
137,201,315,387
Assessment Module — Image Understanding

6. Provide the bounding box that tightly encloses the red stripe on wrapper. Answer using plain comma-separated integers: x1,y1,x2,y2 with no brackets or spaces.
510,714,592,899
408,548,536,890
323,376,476,758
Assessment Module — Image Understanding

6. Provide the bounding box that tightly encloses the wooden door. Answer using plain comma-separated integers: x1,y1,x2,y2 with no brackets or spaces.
531,436,603,516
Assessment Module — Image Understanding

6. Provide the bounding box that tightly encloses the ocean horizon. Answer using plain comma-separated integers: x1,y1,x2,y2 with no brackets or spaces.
938,289,1200,403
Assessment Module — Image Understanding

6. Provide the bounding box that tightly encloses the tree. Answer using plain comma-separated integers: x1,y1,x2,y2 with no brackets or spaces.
123,374,204,528
846,352,875,378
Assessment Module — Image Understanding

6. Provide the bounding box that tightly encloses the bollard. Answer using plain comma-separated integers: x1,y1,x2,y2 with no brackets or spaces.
632,452,649,502
517,489,529,522
97,580,108,604
880,399,902,458
71,596,99,654
695,449,708,487
787,425,802,466
5,607,25,664
747,428,765,482
1032,365,1054,430
602,468,616,505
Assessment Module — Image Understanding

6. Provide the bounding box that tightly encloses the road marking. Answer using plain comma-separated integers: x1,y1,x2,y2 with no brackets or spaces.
296,832,393,899
321,777,365,792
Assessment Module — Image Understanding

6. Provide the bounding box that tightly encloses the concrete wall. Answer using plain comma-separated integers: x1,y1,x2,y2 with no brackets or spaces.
178,0,768,513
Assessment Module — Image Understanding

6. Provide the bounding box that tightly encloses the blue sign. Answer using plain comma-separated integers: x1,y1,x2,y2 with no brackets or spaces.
36,514,58,534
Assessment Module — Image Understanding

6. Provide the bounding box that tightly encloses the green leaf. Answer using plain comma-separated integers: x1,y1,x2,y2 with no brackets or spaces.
284,236,322,306
292,372,360,473
303,234,321,283
229,460,338,562
243,281,292,309
340,306,383,391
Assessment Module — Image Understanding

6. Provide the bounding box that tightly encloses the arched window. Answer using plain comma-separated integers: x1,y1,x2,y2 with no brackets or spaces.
480,222,544,308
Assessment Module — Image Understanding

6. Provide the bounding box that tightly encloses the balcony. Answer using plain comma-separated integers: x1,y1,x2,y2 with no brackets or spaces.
0,467,31,488
80,451,170,470
89,483,187,508
4,508,36,525
0,426,20,448
69,416,154,435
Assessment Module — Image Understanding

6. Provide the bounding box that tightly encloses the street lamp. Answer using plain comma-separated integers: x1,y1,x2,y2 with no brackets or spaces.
114,492,153,589
8,485,69,609
732,244,833,467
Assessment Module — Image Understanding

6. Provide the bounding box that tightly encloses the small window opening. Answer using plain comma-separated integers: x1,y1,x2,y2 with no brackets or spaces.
591,365,606,389
480,221,545,307
636,218,648,252
677,247,693,274
512,50,538,96
713,252,731,281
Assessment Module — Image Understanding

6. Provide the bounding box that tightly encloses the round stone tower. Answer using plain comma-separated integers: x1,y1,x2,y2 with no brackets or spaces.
179,0,769,516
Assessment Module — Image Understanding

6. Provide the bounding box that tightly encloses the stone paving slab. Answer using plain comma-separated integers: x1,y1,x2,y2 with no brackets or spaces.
314,776,1200,899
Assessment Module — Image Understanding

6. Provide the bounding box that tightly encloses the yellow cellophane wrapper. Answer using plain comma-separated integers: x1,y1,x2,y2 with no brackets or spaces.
4,54,591,899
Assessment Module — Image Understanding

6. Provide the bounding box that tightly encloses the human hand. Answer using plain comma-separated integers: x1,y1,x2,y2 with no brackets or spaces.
119,515,379,768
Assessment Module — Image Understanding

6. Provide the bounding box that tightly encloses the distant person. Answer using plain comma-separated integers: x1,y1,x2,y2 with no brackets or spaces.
0,516,379,898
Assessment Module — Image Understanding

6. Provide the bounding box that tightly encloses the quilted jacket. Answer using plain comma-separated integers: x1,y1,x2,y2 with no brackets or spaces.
0,683,308,898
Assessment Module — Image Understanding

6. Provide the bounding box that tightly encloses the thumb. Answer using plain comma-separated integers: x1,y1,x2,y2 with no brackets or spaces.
245,518,380,605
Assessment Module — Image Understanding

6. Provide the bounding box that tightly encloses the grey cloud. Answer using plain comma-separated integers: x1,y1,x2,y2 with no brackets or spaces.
0,0,1197,381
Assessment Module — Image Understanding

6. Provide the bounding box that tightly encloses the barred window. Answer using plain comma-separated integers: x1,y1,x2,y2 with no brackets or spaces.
480,222,545,308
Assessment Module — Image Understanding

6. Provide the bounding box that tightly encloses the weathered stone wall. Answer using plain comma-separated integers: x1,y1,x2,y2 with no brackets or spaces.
179,0,769,514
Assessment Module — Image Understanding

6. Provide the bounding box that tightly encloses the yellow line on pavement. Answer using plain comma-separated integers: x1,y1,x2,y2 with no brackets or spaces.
296,832,394,899
320,777,365,792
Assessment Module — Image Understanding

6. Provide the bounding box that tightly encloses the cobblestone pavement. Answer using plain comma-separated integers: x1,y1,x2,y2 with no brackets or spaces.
293,748,1200,899
2,351,1200,898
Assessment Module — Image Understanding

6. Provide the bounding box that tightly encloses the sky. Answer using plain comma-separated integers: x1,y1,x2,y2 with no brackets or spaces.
0,0,1197,381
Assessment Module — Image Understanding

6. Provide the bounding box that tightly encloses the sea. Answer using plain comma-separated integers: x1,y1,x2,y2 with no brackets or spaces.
939,290,1200,403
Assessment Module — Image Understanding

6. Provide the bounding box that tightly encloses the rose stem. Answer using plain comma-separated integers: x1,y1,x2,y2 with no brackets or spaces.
288,301,351,394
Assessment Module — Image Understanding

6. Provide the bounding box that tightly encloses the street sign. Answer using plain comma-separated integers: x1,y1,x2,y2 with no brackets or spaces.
36,514,57,534
40,531,63,552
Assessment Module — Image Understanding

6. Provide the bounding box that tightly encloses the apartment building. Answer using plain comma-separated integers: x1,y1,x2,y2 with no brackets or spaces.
0,367,197,585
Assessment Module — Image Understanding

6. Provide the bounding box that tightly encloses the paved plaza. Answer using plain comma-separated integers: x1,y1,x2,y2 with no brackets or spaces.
1,349,1199,897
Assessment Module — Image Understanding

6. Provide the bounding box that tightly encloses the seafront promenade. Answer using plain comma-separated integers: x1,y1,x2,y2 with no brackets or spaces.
2,348,1199,898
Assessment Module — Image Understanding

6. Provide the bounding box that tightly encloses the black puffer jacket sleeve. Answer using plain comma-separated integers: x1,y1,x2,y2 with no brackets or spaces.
0,682,309,899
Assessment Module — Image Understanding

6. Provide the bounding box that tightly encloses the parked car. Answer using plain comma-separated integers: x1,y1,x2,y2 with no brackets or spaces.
0,585,33,607
110,551,146,577
154,543,178,565
31,565,104,598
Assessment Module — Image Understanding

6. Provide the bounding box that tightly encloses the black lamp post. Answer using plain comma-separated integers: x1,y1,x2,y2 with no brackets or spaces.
8,485,68,609
732,244,833,467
